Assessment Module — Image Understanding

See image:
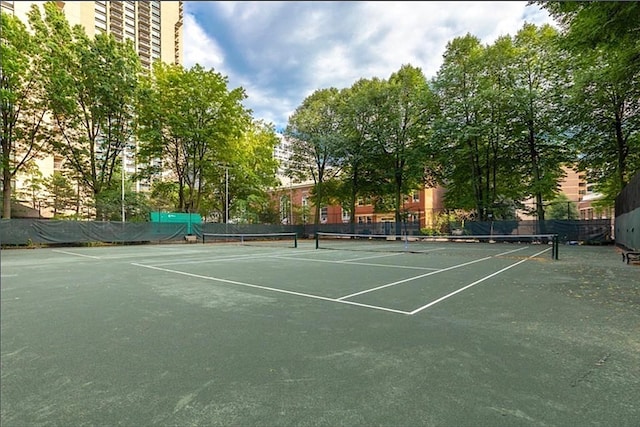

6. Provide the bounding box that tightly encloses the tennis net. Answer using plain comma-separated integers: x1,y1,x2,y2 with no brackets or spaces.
202,232,298,248
315,232,559,259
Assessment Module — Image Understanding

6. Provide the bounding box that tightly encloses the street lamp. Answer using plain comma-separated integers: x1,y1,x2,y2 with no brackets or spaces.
215,162,229,226
225,164,229,224
121,146,126,223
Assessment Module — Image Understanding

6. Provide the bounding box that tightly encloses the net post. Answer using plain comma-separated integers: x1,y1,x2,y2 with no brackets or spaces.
315,233,319,249
294,233,298,248
554,234,559,260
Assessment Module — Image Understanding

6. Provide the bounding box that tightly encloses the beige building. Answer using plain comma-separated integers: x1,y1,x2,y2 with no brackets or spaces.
1,1,183,67
2,0,183,216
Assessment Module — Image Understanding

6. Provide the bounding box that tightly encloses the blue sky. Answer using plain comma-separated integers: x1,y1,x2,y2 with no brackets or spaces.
183,1,556,132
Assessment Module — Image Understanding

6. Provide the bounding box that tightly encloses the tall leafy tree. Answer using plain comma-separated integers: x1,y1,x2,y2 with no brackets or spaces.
537,1,640,198
28,2,141,219
1,11,51,218
137,62,249,214
433,35,491,219
335,77,387,231
373,65,436,232
477,35,525,218
285,88,343,225
201,120,280,223
510,23,570,220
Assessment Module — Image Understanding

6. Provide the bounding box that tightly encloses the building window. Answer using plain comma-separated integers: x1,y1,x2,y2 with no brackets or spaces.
280,196,290,224
341,208,350,223
53,155,64,171
320,207,328,224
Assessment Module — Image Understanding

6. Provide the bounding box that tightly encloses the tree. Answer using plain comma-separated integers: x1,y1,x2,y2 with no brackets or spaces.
546,193,580,219
15,168,45,212
546,193,579,220
477,35,527,218
199,120,280,223
137,62,250,215
44,171,77,217
28,2,142,220
373,65,437,233
510,23,571,221
433,34,491,218
337,77,392,231
285,88,344,226
537,1,640,199
1,11,51,218
227,120,280,222
148,181,179,213
94,176,150,222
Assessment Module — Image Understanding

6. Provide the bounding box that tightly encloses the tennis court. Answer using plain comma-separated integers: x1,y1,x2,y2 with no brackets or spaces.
1,236,639,426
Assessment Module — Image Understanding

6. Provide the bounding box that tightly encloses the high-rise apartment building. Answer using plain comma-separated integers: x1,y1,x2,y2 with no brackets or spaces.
1,1,183,67
2,1,183,217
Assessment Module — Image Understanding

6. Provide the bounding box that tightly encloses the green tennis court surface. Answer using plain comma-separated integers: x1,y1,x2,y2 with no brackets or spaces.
1,240,639,426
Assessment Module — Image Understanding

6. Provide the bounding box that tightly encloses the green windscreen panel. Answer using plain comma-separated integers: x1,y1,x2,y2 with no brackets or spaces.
150,212,202,235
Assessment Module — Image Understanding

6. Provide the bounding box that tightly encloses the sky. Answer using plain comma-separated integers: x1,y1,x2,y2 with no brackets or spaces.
183,1,557,132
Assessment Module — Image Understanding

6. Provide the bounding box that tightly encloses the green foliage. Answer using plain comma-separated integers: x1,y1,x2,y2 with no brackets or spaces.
433,25,572,220
1,10,51,218
148,180,179,212
44,171,77,216
220,120,280,222
546,193,579,220
285,87,344,224
137,62,251,215
27,2,141,219
94,178,151,222
536,1,640,199
4,1,639,226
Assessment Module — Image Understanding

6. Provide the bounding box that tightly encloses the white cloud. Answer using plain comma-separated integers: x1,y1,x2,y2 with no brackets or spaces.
184,1,555,129
182,12,225,70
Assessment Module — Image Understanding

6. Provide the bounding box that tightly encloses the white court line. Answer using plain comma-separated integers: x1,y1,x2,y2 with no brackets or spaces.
131,262,410,315
151,249,318,266
336,256,491,300
341,252,404,262
409,247,551,314
51,250,101,259
274,255,439,271
132,245,546,316
336,245,532,300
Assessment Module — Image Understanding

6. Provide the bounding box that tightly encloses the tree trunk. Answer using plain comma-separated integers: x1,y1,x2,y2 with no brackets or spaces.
2,168,12,219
